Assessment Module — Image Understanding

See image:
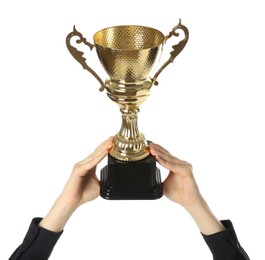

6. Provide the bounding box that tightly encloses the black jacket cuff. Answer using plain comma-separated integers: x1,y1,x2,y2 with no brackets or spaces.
202,220,249,260
9,217,63,260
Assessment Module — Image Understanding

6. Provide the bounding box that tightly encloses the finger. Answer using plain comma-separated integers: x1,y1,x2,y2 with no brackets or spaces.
75,147,109,177
78,136,113,165
152,150,177,164
74,137,112,176
149,143,177,161
155,155,178,173
85,136,113,162
149,142,170,155
80,144,110,167
150,143,189,165
94,136,113,153
149,143,177,163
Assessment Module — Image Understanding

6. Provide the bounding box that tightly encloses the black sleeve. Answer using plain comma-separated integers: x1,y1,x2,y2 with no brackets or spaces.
202,220,250,260
9,218,63,260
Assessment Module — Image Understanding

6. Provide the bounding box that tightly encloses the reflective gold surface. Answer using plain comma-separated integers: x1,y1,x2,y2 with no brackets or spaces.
93,25,164,83
66,21,189,161
104,80,153,161
110,107,150,161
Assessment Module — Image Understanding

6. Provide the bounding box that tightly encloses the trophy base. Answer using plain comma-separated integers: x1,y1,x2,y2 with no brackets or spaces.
100,154,163,200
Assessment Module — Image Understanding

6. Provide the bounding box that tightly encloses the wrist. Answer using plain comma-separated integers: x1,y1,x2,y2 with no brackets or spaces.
57,194,80,212
39,196,78,233
184,199,225,235
183,196,207,213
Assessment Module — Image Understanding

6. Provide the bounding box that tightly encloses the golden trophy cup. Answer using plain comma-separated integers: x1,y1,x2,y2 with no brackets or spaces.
66,20,189,199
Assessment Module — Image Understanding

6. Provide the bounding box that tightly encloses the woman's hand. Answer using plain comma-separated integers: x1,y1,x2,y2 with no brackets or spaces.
149,142,203,208
38,137,113,232
60,136,113,209
149,142,225,235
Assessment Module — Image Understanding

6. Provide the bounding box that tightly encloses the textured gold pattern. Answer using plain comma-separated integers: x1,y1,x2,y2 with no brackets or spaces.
93,25,164,82
66,21,189,161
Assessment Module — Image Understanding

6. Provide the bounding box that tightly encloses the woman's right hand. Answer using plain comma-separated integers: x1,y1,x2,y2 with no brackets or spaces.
149,142,225,235
149,142,203,208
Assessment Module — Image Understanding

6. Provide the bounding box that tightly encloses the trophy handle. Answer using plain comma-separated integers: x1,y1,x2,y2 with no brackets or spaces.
152,19,189,86
66,26,106,92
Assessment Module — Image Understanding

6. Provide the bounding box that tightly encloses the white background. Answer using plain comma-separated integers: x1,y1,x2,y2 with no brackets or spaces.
0,0,264,259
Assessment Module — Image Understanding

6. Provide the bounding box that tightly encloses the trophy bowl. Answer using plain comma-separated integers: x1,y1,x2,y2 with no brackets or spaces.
93,25,164,82
66,21,189,199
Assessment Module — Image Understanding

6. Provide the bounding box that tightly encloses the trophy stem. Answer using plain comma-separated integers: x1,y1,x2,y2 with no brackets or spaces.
120,107,140,138
110,107,150,161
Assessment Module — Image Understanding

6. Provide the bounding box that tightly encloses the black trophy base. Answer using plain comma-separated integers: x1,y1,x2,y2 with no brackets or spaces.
100,154,163,200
